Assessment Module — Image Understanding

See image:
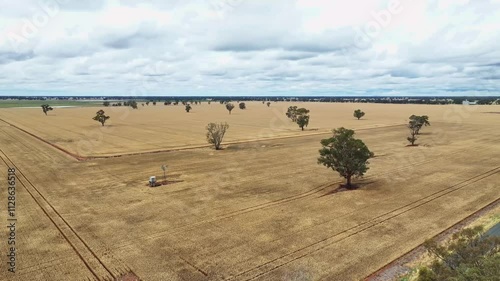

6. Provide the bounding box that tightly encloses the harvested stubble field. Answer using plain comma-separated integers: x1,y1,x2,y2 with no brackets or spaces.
0,102,499,281
0,102,475,157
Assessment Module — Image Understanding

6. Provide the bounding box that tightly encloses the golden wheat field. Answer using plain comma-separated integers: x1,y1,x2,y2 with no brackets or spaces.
0,102,479,157
0,102,499,281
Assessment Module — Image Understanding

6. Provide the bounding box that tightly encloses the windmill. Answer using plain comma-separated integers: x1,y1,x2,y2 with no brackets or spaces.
161,164,167,183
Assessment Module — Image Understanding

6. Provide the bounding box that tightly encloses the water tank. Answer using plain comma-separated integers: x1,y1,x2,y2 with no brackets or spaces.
149,176,156,186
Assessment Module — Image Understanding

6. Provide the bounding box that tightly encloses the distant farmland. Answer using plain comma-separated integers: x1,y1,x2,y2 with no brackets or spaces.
0,102,489,157
0,102,498,280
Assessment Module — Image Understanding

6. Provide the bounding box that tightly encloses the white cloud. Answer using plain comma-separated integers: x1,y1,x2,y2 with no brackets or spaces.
0,0,499,96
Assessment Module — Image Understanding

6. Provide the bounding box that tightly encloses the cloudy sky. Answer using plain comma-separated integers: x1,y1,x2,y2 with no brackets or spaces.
0,0,499,96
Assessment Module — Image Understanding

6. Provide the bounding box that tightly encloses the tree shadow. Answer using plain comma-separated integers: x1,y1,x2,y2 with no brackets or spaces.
405,144,420,147
353,180,376,189
223,145,241,151
319,180,376,197
147,179,184,187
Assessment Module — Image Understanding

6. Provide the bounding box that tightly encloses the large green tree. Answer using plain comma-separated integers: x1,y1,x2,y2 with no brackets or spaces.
92,110,110,126
296,114,310,131
318,127,373,188
410,115,431,134
407,119,419,146
41,104,53,115
226,103,235,114
286,107,310,130
128,100,138,109
286,106,299,121
206,122,229,150
353,109,365,120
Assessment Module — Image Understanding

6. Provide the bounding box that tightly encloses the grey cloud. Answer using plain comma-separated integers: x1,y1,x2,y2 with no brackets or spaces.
1,0,500,96
276,52,317,61
100,29,161,49
0,50,33,64
34,38,97,58
59,0,106,11
483,62,500,67
212,29,355,54
213,41,276,52
201,70,227,77
390,70,419,79
119,0,185,9
93,22,182,52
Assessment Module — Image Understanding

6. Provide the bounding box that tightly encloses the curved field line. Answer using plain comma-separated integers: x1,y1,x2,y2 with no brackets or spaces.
208,147,493,268
0,118,86,160
244,168,500,281
226,167,500,281
0,149,126,281
117,141,489,250
0,117,404,161
114,150,449,250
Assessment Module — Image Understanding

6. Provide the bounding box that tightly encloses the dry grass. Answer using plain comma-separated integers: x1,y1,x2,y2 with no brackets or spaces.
398,204,500,281
0,102,489,157
0,103,498,281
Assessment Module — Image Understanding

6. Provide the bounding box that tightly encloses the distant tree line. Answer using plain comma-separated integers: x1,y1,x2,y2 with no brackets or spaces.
6,96,499,105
